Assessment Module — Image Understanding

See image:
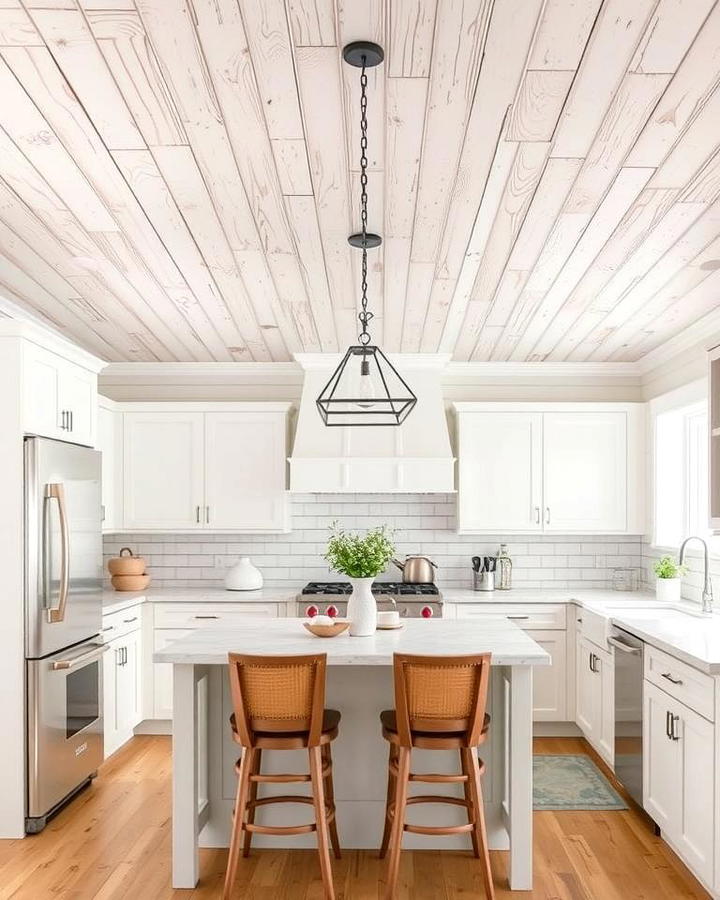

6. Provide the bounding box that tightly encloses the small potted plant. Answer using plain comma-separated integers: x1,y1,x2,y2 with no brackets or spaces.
653,555,687,604
325,523,395,635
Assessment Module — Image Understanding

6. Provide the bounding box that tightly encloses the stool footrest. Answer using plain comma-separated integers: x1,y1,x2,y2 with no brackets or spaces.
405,822,475,836
245,821,317,836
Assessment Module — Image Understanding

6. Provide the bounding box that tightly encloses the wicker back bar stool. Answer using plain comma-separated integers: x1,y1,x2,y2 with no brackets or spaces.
380,652,494,900
223,652,341,900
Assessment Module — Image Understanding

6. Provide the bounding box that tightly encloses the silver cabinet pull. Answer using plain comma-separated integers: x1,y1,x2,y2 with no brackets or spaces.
507,615,529,620
123,616,138,624
205,505,210,524
534,506,540,525
665,710,672,739
545,507,551,524
194,614,219,619
670,714,680,741
196,505,201,523
102,624,115,633
661,672,683,686
52,643,109,670
608,636,641,655
68,410,73,432
45,483,70,624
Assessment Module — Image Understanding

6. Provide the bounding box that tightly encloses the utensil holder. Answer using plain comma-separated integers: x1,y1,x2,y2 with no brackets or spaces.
473,571,494,592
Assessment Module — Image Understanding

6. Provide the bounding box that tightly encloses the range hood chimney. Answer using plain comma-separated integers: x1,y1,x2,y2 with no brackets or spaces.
289,354,455,493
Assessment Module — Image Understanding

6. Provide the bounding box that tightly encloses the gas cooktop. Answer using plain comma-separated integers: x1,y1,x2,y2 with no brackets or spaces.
300,581,440,596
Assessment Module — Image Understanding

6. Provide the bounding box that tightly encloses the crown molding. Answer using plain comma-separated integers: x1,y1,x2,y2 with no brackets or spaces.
635,304,720,374
0,319,105,372
444,360,640,379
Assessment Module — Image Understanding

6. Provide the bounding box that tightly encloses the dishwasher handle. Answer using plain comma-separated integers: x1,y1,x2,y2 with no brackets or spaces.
608,636,642,655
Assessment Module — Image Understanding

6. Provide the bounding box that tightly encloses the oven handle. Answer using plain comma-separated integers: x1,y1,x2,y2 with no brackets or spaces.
608,636,642,655
51,643,109,671
45,483,70,624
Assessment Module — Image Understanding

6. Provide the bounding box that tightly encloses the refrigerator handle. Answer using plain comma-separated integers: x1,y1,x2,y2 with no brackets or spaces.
45,483,70,624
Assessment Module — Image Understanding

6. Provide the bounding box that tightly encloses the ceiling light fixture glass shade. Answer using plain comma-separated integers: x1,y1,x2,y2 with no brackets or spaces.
316,41,417,427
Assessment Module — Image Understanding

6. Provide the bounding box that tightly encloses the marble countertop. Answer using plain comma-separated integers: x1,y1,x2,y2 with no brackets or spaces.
441,587,657,604
101,586,298,616
153,617,552,667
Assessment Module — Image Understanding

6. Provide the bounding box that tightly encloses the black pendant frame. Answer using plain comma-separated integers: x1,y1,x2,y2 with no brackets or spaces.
316,346,417,427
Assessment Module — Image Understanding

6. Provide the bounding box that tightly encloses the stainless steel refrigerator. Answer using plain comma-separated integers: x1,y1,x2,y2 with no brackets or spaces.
25,436,105,833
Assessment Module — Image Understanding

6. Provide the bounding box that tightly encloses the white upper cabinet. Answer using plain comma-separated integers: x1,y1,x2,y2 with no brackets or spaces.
543,412,626,532
204,412,289,532
455,402,644,534
117,404,290,533
123,411,205,530
22,341,98,447
457,412,542,533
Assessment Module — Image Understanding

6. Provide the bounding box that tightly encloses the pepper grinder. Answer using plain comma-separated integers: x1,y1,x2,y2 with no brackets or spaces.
496,544,512,591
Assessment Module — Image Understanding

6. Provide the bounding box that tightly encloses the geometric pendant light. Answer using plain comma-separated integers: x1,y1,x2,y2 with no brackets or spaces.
316,41,417,427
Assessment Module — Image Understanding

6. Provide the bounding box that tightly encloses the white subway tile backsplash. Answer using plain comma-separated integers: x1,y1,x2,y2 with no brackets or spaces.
103,494,643,590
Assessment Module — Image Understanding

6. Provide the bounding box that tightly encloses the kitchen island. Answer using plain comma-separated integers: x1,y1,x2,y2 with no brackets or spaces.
155,617,550,891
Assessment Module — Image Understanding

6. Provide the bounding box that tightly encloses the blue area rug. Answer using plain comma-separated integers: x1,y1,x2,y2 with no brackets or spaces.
533,755,628,811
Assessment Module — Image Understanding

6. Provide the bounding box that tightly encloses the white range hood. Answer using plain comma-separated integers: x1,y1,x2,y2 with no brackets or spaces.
289,353,455,493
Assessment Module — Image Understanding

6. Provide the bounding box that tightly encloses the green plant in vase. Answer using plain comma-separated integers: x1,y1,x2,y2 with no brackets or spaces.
653,555,688,604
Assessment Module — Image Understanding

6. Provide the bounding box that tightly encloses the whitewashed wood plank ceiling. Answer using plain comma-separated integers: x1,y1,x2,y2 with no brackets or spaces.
0,0,719,363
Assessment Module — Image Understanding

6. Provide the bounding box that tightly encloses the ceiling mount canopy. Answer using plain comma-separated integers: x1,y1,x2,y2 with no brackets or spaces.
316,41,417,427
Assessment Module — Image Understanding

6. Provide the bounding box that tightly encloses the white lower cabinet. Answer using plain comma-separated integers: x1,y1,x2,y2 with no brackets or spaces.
153,628,192,719
644,680,715,887
575,636,614,766
104,627,142,758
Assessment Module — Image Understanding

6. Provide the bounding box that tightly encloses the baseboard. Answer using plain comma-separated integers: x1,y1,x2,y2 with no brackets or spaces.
134,719,172,736
533,721,583,737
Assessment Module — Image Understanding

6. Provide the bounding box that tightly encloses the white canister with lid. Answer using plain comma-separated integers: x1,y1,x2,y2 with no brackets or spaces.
225,557,263,591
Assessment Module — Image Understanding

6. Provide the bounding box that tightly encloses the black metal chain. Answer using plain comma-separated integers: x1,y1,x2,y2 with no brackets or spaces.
357,56,373,347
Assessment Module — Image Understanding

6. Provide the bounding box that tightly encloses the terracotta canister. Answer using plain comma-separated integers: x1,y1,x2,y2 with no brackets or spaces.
111,573,152,592
108,547,146,576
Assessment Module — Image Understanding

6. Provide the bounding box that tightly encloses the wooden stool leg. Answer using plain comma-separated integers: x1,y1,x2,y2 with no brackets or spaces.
309,745,335,900
461,748,480,858
385,745,410,900
379,743,398,859
242,748,262,858
322,743,341,860
466,748,495,900
223,746,255,900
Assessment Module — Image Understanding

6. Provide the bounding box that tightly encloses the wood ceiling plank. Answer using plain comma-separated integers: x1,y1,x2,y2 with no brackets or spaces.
134,0,261,254
562,200,709,359
550,0,658,158
528,0,602,69
385,77,427,238
586,200,720,359
419,277,454,352
284,194,340,351
431,0,545,352
0,7,42,44
648,86,720,189
83,9,187,147
287,0,335,47
237,0,306,140
506,70,574,143
336,0,383,44
627,2,720,167
509,166,654,361
111,148,247,362
294,46,355,329
264,250,322,351
681,148,720,203
604,230,720,360
410,0,492,264
400,260,434,352
563,72,671,214
271,139,313,195
536,187,680,360
26,7,145,149
630,0,717,74
151,144,275,361
382,234,410,352
192,0,295,257
388,0,436,77
232,249,299,357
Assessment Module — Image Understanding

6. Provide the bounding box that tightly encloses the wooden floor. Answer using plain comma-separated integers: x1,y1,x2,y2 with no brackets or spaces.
0,735,709,900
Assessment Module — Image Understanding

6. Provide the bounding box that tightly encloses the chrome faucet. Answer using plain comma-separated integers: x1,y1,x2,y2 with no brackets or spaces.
678,536,714,615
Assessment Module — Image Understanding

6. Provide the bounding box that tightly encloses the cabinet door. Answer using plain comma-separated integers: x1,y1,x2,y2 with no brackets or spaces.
596,647,614,767
676,704,715,884
204,412,288,531
543,412,627,532
153,629,192,718
643,681,680,834
123,412,204,530
22,344,61,439
98,404,120,531
103,639,121,758
117,630,142,734
527,630,567,721
576,638,598,738
457,412,543,532
58,363,96,446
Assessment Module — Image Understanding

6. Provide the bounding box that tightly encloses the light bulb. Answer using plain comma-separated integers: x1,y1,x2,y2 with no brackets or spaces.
356,355,376,409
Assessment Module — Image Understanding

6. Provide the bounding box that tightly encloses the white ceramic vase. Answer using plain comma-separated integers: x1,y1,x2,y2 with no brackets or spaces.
656,577,681,604
347,576,377,636
225,557,263,591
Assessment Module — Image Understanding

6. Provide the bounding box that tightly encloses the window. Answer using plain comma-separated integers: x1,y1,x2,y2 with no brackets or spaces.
654,400,709,548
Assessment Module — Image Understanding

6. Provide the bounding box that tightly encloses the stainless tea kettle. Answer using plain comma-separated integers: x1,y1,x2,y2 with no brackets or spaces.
392,555,437,583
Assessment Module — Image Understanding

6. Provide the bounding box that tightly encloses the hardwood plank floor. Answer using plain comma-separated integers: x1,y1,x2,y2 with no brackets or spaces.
0,736,709,899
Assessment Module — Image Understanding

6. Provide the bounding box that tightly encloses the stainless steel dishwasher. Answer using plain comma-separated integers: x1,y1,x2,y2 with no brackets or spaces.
608,626,644,806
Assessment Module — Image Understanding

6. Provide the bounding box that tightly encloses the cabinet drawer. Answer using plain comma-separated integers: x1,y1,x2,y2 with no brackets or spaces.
645,644,715,721
153,603,279,628
453,603,566,630
101,604,143,642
